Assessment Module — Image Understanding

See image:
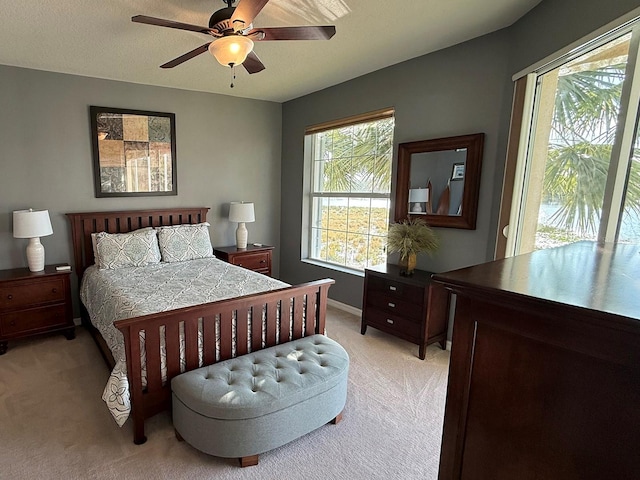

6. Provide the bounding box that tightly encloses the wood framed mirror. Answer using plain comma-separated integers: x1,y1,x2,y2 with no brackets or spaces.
395,133,484,229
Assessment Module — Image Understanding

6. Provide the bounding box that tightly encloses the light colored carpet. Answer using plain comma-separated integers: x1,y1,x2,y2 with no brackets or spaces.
0,306,450,479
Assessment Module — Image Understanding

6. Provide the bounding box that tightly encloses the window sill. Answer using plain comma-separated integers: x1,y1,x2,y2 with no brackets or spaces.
301,259,365,278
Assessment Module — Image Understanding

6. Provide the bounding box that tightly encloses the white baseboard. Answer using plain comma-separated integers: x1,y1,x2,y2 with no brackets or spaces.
327,298,362,317
446,340,452,351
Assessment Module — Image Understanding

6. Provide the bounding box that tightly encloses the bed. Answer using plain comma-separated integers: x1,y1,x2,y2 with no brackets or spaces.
67,207,334,444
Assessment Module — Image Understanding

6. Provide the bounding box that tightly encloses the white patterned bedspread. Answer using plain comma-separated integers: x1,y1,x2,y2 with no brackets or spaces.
80,257,288,426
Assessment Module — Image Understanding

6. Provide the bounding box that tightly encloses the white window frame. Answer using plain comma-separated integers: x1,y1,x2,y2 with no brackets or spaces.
302,108,395,273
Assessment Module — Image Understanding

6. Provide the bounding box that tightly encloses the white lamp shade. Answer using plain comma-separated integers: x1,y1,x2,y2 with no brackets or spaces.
13,209,53,238
209,36,254,66
229,202,255,223
409,188,429,203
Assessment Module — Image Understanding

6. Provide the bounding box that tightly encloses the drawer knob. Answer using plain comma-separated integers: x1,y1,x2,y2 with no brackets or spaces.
238,263,243,267
52,288,57,293
388,302,396,308
386,319,394,325
7,294,12,300
260,260,266,264
9,320,16,326
389,286,397,291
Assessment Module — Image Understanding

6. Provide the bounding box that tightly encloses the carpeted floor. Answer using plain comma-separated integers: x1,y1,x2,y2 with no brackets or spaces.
0,306,450,479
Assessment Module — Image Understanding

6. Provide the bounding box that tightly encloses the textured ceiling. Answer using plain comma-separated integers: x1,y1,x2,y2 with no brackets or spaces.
0,0,541,102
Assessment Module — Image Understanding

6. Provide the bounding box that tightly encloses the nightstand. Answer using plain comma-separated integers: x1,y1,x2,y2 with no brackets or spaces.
0,265,75,355
213,245,274,276
361,263,450,359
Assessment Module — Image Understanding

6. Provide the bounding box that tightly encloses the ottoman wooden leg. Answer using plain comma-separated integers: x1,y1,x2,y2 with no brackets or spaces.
330,411,343,424
239,455,259,467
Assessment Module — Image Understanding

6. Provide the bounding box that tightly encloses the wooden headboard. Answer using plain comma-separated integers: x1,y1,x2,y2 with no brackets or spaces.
66,207,209,279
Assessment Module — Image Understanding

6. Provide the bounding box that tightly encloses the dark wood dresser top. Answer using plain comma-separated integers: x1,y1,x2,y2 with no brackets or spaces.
366,263,435,285
432,241,640,323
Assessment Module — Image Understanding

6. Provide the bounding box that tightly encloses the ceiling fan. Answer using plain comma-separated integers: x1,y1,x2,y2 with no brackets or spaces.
132,0,336,78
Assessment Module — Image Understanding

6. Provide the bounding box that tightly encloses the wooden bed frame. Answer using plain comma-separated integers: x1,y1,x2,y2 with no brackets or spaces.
66,207,334,444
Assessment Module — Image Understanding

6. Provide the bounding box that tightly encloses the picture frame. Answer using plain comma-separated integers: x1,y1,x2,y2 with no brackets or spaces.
451,162,465,181
90,106,177,197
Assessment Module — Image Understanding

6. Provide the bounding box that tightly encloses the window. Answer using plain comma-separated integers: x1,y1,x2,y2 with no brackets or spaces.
498,19,640,257
304,109,395,271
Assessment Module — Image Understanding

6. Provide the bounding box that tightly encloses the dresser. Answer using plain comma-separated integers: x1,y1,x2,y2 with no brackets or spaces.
361,263,449,359
213,244,274,276
0,265,75,354
432,242,640,479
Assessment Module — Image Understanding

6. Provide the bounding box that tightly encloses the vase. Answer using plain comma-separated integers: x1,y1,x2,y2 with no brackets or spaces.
400,252,417,276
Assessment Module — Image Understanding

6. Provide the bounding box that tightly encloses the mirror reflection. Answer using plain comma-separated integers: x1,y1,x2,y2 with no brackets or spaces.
395,133,484,229
409,149,467,216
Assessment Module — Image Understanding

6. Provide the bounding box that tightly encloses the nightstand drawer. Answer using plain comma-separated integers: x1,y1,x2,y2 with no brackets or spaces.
366,293,423,319
366,275,423,304
230,252,270,272
1,304,68,336
0,278,65,310
364,309,421,339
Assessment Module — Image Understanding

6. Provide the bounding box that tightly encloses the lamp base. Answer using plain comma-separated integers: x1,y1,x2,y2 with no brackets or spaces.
411,202,424,213
26,237,45,272
236,222,248,249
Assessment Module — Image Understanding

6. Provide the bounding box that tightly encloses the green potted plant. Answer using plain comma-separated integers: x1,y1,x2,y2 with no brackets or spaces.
387,217,438,275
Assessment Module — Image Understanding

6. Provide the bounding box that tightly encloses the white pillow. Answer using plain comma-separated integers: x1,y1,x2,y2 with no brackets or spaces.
156,222,213,263
95,228,161,269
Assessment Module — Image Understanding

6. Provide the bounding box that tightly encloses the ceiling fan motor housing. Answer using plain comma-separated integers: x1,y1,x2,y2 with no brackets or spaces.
209,6,251,34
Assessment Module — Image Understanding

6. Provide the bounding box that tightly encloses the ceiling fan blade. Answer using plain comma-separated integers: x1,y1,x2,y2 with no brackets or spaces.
132,15,214,34
160,43,212,68
230,0,270,30
248,25,336,41
243,51,266,74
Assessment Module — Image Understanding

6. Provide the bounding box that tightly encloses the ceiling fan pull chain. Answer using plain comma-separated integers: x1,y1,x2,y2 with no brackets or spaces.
230,64,236,88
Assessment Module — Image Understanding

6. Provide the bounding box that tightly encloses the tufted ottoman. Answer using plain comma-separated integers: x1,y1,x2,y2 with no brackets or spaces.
171,334,349,467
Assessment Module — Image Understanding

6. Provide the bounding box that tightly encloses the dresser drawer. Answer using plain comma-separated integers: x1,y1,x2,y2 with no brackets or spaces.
0,278,65,310
230,252,270,272
366,293,423,320
366,275,423,304
364,309,422,340
1,304,68,336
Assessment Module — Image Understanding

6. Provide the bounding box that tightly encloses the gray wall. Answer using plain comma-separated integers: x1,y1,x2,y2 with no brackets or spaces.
0,66,282,312
280,0,640,309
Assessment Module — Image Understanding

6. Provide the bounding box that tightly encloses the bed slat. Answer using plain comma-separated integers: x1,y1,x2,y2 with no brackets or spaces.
145,326,162,393
202,315,217,365
236,307,249,356
266,301,278,346
183,317,199,370
219,310,233,359
165,321,181,380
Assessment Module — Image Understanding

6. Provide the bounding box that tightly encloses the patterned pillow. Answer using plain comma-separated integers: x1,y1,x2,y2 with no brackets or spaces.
95,229,161,269
92,227,153,263
156,223,213,263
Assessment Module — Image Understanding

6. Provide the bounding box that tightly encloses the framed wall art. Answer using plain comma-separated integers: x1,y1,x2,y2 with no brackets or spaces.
90,106,177,197
451,162,465,181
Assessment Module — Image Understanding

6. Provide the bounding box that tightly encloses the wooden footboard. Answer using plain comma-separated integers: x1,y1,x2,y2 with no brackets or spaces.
115,279,334,444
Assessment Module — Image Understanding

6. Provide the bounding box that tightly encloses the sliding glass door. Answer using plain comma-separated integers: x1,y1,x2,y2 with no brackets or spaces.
502,22,640,256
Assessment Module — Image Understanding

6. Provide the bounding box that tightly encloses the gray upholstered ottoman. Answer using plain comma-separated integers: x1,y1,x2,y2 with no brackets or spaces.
171,334,349,467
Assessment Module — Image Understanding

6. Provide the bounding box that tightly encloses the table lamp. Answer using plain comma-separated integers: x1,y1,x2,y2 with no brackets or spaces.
409,188,429,213
13,209,53,272
229,202,255,249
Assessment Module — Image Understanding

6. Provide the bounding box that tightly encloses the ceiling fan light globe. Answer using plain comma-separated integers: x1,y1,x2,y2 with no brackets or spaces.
209,36,254,67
